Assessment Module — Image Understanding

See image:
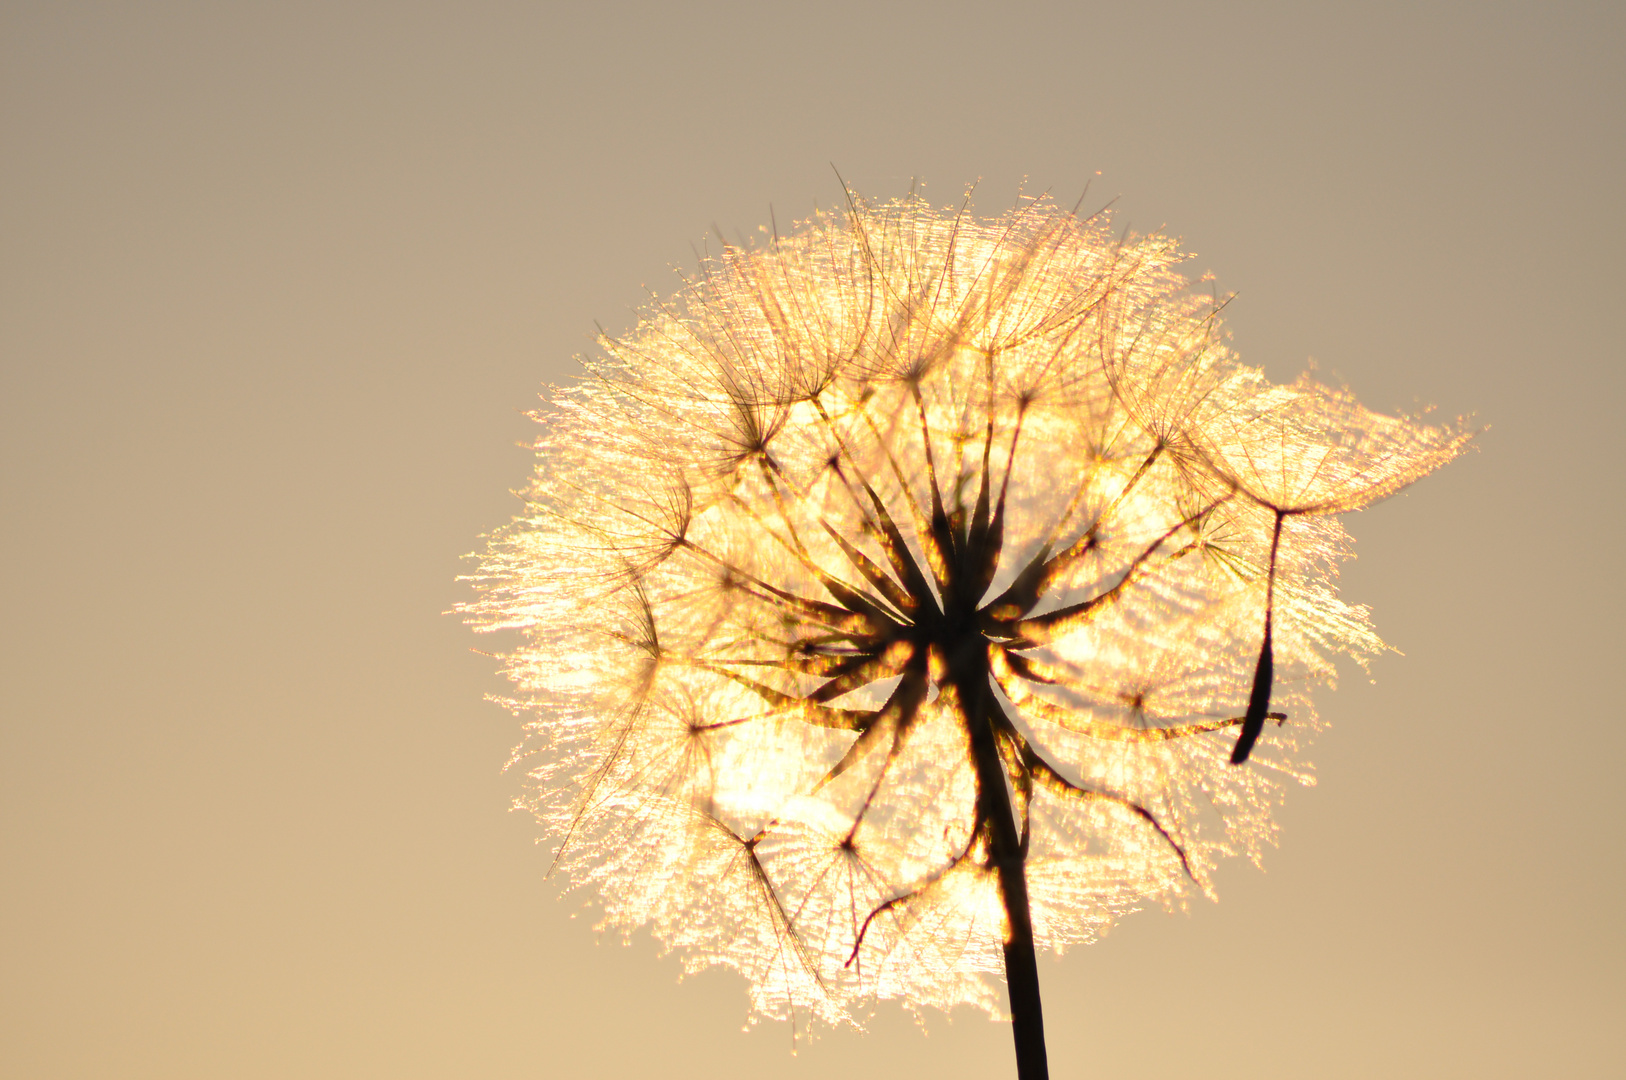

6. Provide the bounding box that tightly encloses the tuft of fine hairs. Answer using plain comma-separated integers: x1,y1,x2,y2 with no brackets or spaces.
462,189,1470,1037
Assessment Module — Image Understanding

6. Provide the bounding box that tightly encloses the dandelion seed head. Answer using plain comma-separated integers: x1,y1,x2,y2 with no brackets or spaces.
463,189,1468,1032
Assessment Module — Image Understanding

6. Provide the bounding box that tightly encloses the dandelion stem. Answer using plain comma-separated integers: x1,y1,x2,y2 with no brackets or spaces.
953,638,1049,1080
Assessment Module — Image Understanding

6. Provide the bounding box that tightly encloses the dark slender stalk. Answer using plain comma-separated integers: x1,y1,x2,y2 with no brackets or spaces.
996,847,1048,1080
955,641,1049,1080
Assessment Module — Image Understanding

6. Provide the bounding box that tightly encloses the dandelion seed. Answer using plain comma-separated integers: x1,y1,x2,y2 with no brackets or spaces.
462,186,1468,1078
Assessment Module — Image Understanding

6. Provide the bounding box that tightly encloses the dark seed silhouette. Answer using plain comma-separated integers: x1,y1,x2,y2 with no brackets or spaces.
1232,622,1274,765
1233,509,1285,766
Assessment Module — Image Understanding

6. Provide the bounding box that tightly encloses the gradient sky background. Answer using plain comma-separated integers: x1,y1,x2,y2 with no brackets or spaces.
4,3,1622,1077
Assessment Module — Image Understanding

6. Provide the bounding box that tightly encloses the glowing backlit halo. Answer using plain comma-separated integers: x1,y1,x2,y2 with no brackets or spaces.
462,189,1469,1041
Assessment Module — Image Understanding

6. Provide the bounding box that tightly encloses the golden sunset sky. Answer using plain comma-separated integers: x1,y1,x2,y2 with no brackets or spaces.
3,3,1621,1077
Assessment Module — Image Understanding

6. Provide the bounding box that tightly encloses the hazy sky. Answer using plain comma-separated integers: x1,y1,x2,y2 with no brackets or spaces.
3,3,1622,1077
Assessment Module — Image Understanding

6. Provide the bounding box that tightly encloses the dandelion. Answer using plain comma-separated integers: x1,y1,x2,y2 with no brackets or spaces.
462,187,1469,1079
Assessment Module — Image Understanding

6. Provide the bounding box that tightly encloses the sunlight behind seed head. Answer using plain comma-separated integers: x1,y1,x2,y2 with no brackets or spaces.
462,189,1468,1036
